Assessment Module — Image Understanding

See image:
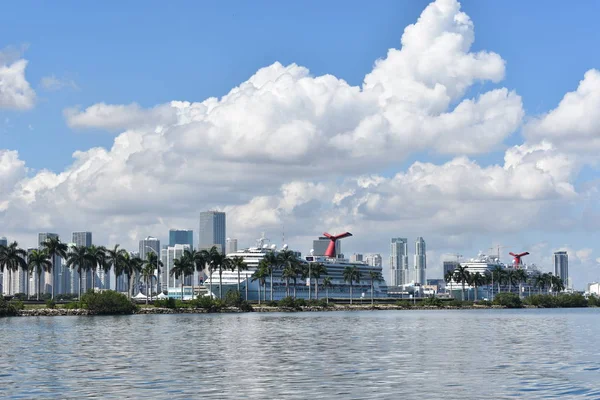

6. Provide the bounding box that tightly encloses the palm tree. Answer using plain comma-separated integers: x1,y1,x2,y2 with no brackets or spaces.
491,265,505,297
0,242,27,296
106,245,126,292
86,245,107,292
311,262,328,300
467,272,485,301
207,247,230,300
229,256,248,296
281,264,296,297
27,249,51,301
444,269,454,297
453,266,470,301
368,270,383,305
514,269,527,297
533,273,547,294
121,253,143,298
41,237,68,299
262,251,279,301
550,274,565,295
343,266,361,304
141,262,154,304
323,276,333,304
251,262,269,304
170,255,194,301
145,251,163,298
278,250,299,297
66,246,93,300
505,269,521,293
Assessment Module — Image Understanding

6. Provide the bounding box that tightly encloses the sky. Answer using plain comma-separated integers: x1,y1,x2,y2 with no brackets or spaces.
1,0,600,289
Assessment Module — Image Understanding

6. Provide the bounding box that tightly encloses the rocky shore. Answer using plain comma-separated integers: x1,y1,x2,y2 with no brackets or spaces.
14,304,513,317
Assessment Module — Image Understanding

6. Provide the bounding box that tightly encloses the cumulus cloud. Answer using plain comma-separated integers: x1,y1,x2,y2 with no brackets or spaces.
525,69,600,152
64,103,178,131
0,47,35,109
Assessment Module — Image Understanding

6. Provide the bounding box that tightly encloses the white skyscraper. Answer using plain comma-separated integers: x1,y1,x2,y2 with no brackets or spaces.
414,237,426,285
161,244,192,290
226,238,238,254
554,251,569,288
350,253,364,263
390,238,409,286
366,254,382,267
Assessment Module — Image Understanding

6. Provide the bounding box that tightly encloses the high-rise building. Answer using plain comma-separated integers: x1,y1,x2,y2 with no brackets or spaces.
0,236,7,246
139,237,160,261
161,244,192,289
366,253,382,267
350,253,363,263
554,251,569,288
1,246,29,296
72,232,92,247
312,237,342,257
226,238,238,254
390,238,409,286
199,211,226,252
169,229,194,248
443,261,459,277
414,237,426,284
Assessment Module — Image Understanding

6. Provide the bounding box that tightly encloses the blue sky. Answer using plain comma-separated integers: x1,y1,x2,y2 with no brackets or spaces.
1,0,600,288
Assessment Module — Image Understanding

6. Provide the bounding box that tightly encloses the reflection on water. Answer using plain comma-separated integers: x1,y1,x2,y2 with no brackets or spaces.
1,309,600,399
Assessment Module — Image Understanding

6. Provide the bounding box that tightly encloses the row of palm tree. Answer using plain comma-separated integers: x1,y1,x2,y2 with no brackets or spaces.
445,265,566,301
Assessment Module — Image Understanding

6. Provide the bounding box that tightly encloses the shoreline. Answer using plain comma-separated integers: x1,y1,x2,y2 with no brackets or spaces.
12,303,594,317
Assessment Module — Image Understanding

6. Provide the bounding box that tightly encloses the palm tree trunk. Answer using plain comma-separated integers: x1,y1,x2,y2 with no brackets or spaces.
326,287,329,304
270,269,273,301
245,274,248,301
146,277,149,305
315,279,319,300
219,270,223,300
79,270,82,301
461,282,465,301
350,283,353,305
237,270,241,295
181,274,184,301
38,271,41,301
8,269,12,296
474,284,478,301
293,280,297,299
371,280,374,305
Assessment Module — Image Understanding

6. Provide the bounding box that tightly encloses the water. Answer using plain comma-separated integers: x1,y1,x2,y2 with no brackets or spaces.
1,309,600,399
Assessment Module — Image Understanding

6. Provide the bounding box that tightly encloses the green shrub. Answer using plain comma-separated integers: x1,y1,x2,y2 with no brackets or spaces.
9,299,24,311
45,299,56,309
0,297,19,317
446,299,469,308
524,294,557,308
80,290,138,315
64,301,82,310
307,299,328,307
395,300,413,308
556,293,588,308
588,295,600,307
154,298,177,309
422,297,443,307
12,293,27,301
278,296,299,309
477,300,492,307
40,293,52,301
191,296,225,312
266,300,279,307
223,290,253,311
295,298,307,307
493,292,522,308
55,293,78,301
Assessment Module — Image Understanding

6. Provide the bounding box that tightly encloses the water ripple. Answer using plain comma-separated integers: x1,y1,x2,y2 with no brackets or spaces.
1,309,600,398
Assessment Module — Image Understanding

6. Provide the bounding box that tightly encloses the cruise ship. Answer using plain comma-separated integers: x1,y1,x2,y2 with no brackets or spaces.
204,232,388,301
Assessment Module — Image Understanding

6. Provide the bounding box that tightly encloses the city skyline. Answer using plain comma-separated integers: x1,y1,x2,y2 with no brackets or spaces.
2,0,600,289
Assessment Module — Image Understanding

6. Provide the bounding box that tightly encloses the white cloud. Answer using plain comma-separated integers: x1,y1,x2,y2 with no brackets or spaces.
525,69,600,153
0,48,35,109
40,75,78,91
64,103,178,131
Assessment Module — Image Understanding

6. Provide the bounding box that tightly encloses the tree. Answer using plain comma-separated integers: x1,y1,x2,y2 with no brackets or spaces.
106,245,127,292
121,253,143,298
205,246,230,300
229,256,248,296
368,270,383,305
86,245,107,292
0,242,27,296
343,266,361,304
66,246,93,300
27,249,51,301
444,269,454,297
505,269,521,293
278,250,300,297
533,273,547,294
323,276,333,304
41,237,68,299
281,264,295,297
514,269,528,297
170,255,194,301
467,272,485,301
251,261,269,304
551,275,565,295
145,251,163,298
141,262,154,304
453,266,470,301
262,251,279,301
491,266,505,296
311,263,328,300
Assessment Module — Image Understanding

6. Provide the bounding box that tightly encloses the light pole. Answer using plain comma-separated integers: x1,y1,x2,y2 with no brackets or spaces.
145,246,160,301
